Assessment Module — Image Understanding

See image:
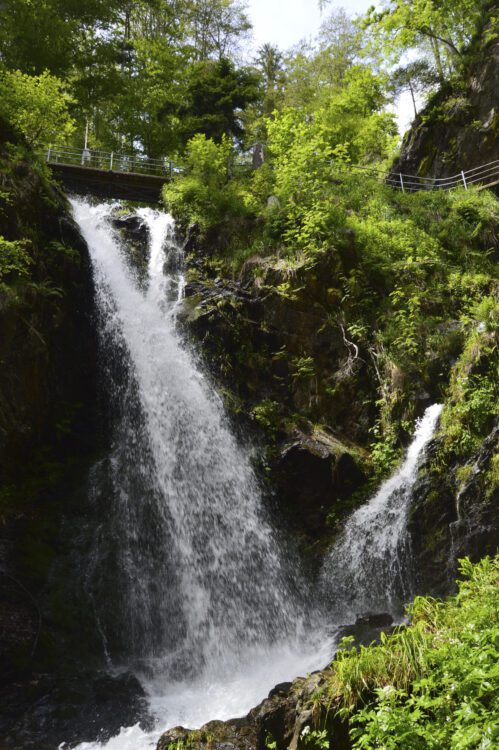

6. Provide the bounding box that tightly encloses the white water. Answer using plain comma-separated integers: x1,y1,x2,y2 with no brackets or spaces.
321,403,443,621
66,199,442,750
69,199,329,750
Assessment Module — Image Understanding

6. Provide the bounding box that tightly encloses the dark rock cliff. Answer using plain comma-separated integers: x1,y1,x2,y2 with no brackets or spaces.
409,421,498,596
394,25,499,180
0,127,98,680
179,239,375,554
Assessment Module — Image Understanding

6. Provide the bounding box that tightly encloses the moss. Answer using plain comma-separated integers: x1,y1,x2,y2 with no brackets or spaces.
486,453,499,494
455,463,473,489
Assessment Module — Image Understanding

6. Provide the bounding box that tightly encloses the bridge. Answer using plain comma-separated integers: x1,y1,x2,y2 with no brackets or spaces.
45,145,499,203
45,146,180,203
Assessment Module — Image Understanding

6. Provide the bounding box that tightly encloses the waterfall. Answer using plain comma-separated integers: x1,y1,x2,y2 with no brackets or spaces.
69,200,328,750
321,403,443,622
64,198,443,750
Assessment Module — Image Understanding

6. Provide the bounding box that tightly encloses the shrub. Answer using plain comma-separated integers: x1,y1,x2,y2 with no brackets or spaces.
323,556,499,750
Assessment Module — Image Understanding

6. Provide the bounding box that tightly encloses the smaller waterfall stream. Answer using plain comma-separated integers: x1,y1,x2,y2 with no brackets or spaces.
321,403,443,621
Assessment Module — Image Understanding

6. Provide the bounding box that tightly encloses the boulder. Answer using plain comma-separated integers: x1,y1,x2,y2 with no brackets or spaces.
335,613,396,647
157,672,350,750
275,431,366,539
112,213,149,246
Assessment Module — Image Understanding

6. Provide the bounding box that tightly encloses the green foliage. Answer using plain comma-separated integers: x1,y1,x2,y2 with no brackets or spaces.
291,356,316,381
0,69,75,146
0,0,120,77
322,556,499,749
251,400,283,433
163,134,252,236
439,296,498,459
0,235,31,282
301,727,330,748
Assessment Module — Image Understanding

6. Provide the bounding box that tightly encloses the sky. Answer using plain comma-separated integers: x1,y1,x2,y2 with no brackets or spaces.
245,0,416,135
247,0,373,51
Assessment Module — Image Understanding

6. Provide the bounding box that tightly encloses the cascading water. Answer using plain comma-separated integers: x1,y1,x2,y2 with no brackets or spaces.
69,199,329,750
321,403,443,622
62,198,443,750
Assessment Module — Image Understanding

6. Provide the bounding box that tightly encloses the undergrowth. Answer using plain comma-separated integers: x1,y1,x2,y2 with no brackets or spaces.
319,555,499,749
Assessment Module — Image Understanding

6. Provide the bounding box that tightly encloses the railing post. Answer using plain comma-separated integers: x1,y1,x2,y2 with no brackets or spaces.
399,173,405,192
46,146,51,162
461,170,468,190
169,161,173,178
110,152,114,171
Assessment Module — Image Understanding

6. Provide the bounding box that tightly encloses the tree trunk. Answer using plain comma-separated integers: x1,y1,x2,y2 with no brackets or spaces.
409,80,418,119
430,35,445,83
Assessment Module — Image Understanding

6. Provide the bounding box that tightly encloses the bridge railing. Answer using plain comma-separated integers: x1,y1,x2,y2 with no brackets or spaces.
45,145,499,193
45,146,182,177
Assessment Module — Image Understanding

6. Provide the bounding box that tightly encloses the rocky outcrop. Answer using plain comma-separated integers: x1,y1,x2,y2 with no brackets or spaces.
181,245,376,445
157,672,350,750
179,249,375,550
275,430,366,540
409,422,499,595
394,26,499,180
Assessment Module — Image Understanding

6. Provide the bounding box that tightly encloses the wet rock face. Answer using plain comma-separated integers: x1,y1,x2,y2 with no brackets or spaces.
394,32,499,179
179,250,375,552
157,673,350,750
275,432,366,538
0,160,98,480
408,424,499,596
451,424,499,561
0,139,100,722
112,213,151,282
0,671,152,750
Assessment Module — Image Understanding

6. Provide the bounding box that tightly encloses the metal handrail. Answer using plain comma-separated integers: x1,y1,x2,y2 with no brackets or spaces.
44,145,183,177
44,144,499,193
341,160,499,192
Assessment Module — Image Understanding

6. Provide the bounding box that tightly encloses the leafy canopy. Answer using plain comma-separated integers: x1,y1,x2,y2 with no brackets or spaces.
0,70,75,146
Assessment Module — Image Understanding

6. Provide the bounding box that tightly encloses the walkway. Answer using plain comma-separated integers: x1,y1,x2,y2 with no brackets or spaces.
45,145,499,201
45,146,178,202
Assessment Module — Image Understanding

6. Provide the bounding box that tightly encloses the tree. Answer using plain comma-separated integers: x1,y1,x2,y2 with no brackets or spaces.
0,0,121,76
317,8,362,86
254,44,285,116
187,0,251,61
282,10,362,112
390,60,438,119
178,57,259,145
0,70,75,146
363,0,484,82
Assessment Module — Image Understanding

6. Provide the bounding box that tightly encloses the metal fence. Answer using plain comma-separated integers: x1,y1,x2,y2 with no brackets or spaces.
45,145,182,177
45,145,499,193
333,160,499,192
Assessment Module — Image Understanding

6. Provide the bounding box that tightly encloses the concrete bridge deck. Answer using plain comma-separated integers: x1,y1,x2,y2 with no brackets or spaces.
46,146,176,203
